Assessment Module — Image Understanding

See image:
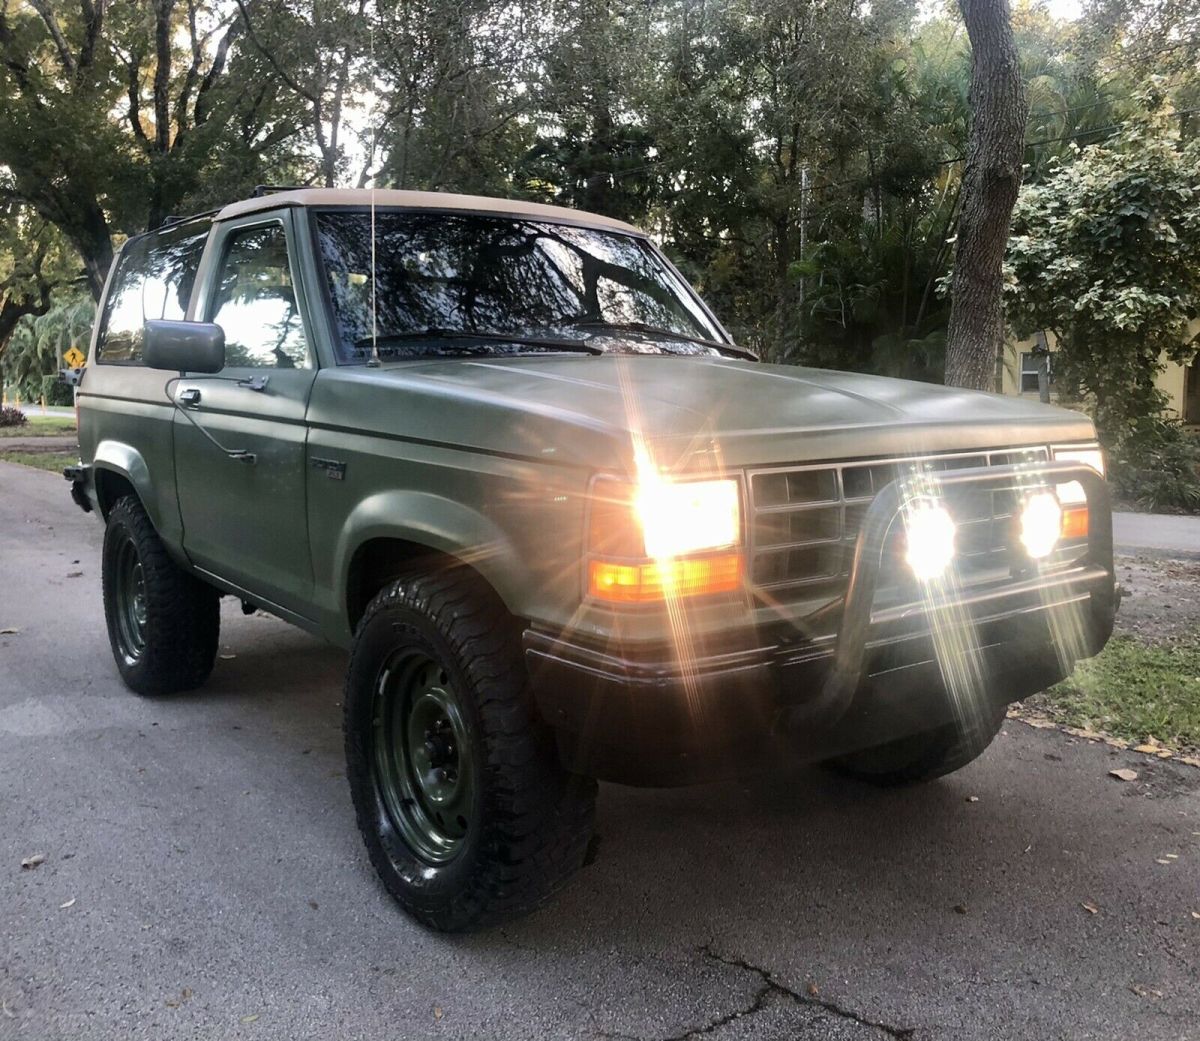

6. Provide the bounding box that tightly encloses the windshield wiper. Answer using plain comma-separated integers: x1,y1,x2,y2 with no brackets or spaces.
353,327,603,357
554,319,757,361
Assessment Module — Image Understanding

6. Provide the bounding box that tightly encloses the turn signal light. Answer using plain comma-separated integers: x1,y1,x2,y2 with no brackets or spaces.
588,553,742,604
1061,506,1088,540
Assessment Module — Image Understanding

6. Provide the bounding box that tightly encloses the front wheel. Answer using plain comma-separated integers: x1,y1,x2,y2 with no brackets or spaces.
343,568,596,931
825,701,1007,786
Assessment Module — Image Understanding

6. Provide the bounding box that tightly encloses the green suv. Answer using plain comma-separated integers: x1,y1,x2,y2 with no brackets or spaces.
67,188,1116,930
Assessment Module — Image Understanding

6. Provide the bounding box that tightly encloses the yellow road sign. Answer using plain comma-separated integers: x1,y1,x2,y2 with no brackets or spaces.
63,346,86,369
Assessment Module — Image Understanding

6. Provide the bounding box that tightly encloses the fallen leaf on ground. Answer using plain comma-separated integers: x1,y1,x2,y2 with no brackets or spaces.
0,627,20,635
1081,902,1099,914
20,853,45,870
953,904,968,915
1134,743,1159,754
1130,984,1164,999
241,1014,259,1024
1191,911,1199,920
434,1006,443,1021
806,983,820,997
1109,768,1138,782
59,897,75,909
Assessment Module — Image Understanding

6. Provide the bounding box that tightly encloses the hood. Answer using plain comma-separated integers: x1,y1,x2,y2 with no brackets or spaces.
310,353,1096,473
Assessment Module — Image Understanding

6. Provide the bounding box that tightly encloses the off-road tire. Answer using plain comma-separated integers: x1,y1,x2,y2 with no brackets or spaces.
101,494,220,696
826,701,1008,786
344,568,597,932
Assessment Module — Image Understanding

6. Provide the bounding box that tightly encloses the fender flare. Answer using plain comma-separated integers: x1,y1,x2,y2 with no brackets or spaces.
91,440,156,522
334,489,524,624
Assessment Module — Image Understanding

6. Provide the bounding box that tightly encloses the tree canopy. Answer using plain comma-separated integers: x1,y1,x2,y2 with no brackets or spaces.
2,0,1198,464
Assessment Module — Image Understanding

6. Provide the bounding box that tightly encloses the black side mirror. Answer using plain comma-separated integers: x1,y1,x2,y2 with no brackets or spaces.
143,320,225,374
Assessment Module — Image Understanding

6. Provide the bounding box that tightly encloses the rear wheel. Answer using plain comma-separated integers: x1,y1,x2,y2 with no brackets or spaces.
101,495,219,696
826,701,1007,786
344,567,596,931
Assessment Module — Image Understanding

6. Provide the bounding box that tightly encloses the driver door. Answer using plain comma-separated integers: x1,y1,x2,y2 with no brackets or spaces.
173,209,317,617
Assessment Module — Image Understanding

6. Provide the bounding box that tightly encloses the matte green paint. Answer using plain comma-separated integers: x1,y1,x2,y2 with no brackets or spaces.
75,196,1101,654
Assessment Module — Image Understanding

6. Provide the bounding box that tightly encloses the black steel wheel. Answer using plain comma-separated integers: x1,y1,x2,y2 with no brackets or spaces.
344,566,596,931
101,495,219,696
372,649,477,864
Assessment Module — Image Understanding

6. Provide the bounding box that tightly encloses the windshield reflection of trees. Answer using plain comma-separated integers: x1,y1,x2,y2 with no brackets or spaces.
316,213,720,360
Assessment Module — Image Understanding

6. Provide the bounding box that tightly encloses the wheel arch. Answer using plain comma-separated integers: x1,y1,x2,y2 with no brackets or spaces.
338,491,525,637
92,441,154,521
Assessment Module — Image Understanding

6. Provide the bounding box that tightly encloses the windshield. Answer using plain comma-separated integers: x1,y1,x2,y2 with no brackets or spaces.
311,210,728,362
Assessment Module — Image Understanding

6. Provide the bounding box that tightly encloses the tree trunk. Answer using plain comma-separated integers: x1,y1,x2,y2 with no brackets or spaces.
944,0,1028,391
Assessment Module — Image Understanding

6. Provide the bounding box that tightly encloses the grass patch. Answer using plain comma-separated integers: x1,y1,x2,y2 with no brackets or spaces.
0,415,76,437
0,449,77,473
1030,632,1200,754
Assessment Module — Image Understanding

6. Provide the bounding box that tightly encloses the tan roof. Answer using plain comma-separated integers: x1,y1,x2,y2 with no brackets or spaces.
216,188,645,236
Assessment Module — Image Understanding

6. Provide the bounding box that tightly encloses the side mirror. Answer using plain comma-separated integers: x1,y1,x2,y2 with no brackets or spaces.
143,320,225,374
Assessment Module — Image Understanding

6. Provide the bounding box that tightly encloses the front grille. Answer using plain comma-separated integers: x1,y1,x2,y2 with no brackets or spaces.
748,447,1052,606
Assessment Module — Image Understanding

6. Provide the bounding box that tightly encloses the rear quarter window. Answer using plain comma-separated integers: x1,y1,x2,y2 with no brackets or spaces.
96,219,211,364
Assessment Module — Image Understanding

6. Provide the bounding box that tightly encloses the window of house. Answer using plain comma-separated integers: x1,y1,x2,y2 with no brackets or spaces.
208,223,309,369
96,219,210,363
1020,351,1051,394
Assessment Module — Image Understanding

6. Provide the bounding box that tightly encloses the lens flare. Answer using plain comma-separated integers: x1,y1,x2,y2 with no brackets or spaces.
904,503,956,581
1019,492,1062,559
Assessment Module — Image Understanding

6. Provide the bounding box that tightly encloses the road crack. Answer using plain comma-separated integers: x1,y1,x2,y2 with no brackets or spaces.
694,946,917,1040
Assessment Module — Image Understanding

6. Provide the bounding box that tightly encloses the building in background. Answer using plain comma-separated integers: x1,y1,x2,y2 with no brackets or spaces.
1001,324,1200,426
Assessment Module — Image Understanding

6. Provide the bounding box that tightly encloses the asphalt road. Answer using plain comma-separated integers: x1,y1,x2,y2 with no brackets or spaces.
1113,512,1200,559
2,461,1198,1041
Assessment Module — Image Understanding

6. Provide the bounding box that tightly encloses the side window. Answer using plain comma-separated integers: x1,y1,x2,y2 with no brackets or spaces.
96,222,209,363
208,223,309,369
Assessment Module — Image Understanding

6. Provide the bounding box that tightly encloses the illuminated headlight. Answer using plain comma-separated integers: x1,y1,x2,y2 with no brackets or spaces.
636,478,740,558
1052,446,1104,505
904,504,956,582
1019,492,1062,559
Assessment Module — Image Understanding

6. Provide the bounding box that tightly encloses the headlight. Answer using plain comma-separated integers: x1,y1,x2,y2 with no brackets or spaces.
1019,492,1062,559
586,475,743,603
635,478,740,558
904,503,956,582
1052,446,1104,505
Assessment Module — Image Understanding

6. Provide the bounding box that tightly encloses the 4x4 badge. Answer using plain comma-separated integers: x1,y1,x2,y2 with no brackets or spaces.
311,457,347,480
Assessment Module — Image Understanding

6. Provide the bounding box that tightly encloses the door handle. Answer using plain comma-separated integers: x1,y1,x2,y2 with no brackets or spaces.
178,388,202,408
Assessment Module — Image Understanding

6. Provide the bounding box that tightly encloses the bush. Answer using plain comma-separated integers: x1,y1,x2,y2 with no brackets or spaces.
1108,416,1200,513
0,405,28,428
40,374,74,407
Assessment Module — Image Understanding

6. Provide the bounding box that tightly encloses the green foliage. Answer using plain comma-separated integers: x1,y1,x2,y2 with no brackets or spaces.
0,448,77,472
1,0,1197,410
0,405,27,428
1035,630,1200,754
1007,108,1200,444
1108,415,1200,512
0,294,95,403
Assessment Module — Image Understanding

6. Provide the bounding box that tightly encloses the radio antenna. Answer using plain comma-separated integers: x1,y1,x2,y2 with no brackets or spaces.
366,4,381,368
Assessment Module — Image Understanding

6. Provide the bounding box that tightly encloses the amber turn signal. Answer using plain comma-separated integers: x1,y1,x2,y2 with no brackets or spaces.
588,553,742,604
1061,505,1088,540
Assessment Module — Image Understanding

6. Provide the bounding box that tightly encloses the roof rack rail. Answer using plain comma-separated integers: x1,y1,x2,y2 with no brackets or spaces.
251,184,313,198
153,209,217,231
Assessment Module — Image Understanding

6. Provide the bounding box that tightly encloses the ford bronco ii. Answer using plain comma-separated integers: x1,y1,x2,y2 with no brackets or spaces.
67,188,1115,930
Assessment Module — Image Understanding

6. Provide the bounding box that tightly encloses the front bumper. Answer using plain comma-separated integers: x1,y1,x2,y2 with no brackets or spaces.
525,462,1116,785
